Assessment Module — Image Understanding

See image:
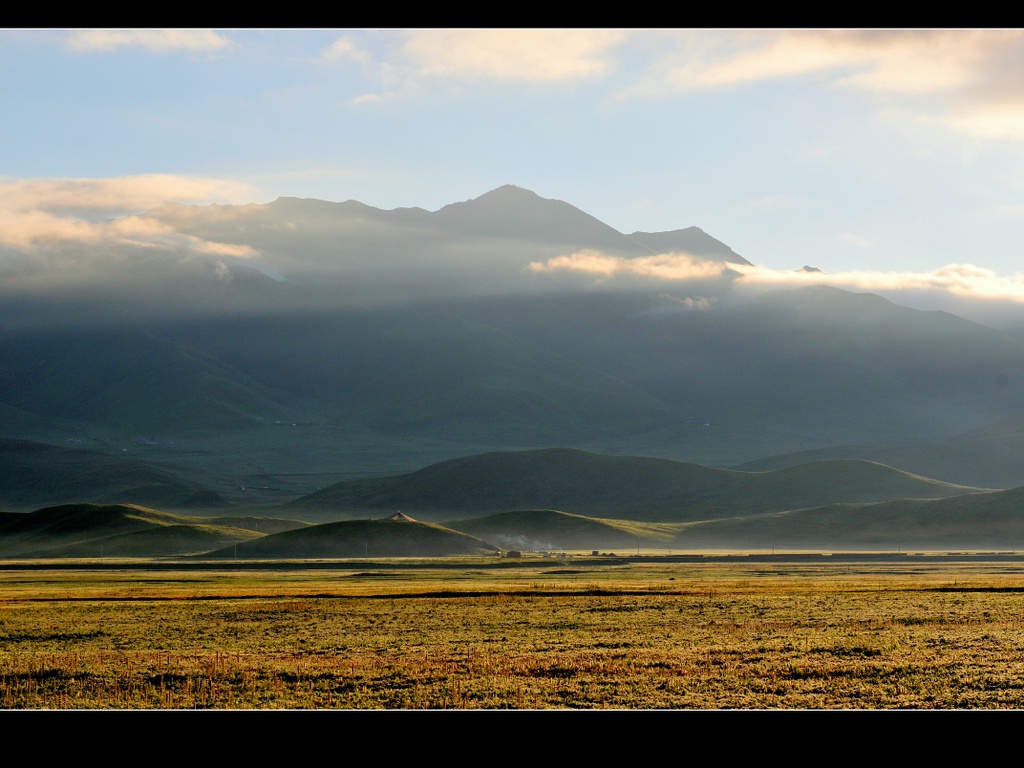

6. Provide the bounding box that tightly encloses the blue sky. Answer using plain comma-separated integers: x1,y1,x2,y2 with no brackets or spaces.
4,29,1024,309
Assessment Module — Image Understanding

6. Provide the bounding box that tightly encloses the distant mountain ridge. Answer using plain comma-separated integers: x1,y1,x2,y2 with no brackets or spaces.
145,184,748,295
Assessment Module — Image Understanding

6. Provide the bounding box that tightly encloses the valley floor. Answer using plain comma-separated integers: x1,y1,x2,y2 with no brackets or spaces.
2,555,1023,709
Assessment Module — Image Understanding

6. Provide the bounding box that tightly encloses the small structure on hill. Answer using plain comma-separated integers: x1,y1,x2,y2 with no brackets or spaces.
389,511,415,522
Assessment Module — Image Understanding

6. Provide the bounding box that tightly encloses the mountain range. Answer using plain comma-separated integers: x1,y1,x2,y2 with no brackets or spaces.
2,184,1024,550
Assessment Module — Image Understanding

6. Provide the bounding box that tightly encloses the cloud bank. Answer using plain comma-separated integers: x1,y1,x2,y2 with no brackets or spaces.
0,175,258,218
0,175,260,263
530,249,1024,306
5,171,1024,319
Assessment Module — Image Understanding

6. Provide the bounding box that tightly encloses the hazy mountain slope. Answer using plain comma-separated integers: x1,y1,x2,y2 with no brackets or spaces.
286,448,981,522
734,412,1024,490
205,518,499,559
439,287,1024,460
145,284,1024,466
0,323,299,434
0,438,230,512
628,227,752,264
3,283,1023,503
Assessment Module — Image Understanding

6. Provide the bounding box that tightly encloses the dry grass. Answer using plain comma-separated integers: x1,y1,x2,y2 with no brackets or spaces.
2,558,1024,709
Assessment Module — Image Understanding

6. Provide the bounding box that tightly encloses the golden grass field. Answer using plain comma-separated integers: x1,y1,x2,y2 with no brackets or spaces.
2,554,1024,709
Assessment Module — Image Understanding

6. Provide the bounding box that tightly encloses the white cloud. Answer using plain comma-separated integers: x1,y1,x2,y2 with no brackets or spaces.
0,174,258,216
737,264,1024,303
0,174,260,259
632,30,999,94
0,208,258,261
529,249,736,280
947,102,1024,140
652,30,863,92
627,29,1024,141
727,261,1024,304
532,248,1024,304
64,29,231,54
321,35,370,63
401,29,626,82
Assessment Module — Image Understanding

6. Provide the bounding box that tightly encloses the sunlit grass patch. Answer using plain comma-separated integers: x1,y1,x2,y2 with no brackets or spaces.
2,559,1024,708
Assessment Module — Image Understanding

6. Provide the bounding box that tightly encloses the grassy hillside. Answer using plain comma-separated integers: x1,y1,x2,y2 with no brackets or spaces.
0,503,310,558
287,448,982,522
29,524,265,559
205,517,500,559
447,509,682,551
673,486,1024,551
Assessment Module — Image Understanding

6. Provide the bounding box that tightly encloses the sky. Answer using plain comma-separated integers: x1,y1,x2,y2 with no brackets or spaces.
5,28,1024,314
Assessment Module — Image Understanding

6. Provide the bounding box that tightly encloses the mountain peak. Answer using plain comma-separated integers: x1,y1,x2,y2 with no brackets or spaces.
436,184,551,213
432,185,648,254
475,184,540,200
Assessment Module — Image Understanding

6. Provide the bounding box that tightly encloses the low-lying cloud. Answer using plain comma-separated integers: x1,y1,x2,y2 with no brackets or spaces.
0,174,261,260
7,175,1024,320
530,249,1024,305
529,250,737,281
0,175,257,217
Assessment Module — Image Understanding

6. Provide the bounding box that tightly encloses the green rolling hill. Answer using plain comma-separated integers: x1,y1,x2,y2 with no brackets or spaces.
672,485,1024,551
446,509,681,551
0,503,309,558
28,523,266,559
285,448,984,522
204,516,500,559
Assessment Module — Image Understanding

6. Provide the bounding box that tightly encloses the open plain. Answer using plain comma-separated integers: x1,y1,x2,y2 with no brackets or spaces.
2,553,1024,709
